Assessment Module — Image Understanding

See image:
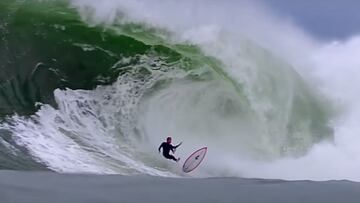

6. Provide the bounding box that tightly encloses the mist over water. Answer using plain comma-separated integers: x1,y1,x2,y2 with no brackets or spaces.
2,0,360,181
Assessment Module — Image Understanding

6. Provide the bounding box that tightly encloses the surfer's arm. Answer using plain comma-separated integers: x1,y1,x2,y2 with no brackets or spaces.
171,142,182,153
158,143,163,153
174,142,182,149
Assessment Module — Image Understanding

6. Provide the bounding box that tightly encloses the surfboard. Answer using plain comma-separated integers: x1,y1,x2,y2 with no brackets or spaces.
182,147,207,173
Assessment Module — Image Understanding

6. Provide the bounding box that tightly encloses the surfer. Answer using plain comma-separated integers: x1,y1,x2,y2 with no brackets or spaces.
158,137,182,162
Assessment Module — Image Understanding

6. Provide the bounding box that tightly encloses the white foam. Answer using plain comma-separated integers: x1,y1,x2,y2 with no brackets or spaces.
5,0,360,181
67,0,360,181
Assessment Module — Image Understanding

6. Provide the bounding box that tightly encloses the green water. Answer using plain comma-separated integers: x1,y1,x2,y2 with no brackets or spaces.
0,0,333,171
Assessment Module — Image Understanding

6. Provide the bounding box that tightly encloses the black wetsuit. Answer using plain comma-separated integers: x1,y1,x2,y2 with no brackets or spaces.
158,142,178,161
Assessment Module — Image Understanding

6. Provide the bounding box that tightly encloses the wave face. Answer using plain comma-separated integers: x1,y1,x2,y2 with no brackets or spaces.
2,0,359,181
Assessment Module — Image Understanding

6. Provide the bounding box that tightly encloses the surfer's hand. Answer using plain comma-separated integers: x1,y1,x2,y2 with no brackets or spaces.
177,142,182,147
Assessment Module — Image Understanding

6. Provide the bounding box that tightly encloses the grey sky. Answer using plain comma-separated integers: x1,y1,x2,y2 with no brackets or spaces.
261,0,360,40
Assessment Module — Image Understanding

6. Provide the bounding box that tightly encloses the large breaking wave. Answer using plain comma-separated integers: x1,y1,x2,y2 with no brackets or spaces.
1,0,359,181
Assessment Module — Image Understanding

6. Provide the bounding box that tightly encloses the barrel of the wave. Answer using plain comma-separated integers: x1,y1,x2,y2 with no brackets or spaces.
182,147,207,173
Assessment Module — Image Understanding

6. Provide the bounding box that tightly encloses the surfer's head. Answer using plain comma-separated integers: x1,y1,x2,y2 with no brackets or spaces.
166,137,172,143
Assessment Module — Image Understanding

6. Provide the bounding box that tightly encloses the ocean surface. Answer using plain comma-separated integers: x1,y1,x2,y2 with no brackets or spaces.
1,0,360,202
1,170,360,203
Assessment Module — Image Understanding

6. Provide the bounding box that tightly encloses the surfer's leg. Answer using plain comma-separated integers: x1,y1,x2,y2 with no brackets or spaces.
164,154,178,161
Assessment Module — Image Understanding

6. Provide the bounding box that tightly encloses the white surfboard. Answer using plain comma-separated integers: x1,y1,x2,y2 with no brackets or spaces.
182,147,207,173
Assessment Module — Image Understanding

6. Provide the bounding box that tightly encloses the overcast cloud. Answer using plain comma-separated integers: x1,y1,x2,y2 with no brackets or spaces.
261,0,360,40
